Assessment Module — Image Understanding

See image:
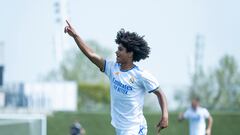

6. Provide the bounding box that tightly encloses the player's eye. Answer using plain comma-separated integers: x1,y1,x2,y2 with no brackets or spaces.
118,47,123,51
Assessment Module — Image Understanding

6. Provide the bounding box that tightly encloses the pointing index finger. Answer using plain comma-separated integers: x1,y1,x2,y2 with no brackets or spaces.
66,20,72,28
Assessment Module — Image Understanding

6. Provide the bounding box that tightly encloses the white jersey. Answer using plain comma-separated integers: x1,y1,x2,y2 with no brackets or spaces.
183,107,210,135
104,60,159,130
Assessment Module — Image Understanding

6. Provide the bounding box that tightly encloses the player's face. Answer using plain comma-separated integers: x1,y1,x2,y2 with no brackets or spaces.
191,99,199,110
115,44,133,64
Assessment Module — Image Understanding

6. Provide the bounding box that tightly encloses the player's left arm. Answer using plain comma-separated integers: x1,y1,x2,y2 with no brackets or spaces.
178,112,184,122
206,114,213,135
80,127,86,135
153,88,168,134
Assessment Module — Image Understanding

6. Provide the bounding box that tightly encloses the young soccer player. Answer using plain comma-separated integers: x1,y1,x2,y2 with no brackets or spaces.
178,97,213,135
64,20,168,135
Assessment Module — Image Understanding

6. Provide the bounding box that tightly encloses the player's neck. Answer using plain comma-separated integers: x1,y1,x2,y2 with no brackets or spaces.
120,62,134,71
192,106,199,111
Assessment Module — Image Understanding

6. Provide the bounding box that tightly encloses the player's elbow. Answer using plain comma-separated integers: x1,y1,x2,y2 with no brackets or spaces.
208,115,213,125
209,115,213,122
178,113,184,122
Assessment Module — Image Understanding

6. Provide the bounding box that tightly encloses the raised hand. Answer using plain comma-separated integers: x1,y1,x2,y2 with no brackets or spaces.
64,20,77,37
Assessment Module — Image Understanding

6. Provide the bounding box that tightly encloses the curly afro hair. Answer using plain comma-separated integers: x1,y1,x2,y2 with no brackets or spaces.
115,29,150,62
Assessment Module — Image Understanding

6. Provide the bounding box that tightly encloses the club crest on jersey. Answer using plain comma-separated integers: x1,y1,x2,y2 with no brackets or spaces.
129,76,135,84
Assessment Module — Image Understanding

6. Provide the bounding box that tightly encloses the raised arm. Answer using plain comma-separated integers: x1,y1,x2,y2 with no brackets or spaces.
153,88,168,134
64,20,105,71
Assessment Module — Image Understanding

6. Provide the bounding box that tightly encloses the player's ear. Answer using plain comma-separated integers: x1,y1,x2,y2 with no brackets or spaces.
128,52,133,58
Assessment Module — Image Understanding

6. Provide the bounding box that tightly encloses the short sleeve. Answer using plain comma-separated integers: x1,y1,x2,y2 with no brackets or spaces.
183,109,190,119
140,70,159,93
202,108,210,118
103,59,115,78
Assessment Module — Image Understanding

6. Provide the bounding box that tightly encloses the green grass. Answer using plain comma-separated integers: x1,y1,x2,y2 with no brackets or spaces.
48,112,240,135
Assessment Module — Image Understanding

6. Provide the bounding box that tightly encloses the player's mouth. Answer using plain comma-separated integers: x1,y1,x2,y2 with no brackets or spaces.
116,55,120,61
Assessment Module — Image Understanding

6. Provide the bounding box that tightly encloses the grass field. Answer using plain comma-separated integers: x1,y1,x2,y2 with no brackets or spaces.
48,112,240,135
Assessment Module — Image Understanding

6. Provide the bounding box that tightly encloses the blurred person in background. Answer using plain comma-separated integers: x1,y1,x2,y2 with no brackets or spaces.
70,120,86,135
178,97,213,135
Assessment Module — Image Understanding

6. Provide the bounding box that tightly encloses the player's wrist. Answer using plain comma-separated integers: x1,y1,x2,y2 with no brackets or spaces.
73,33,79,38
162,112,168,118
161,115,168,122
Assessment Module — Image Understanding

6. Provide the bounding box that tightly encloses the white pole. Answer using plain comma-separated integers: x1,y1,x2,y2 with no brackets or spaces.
41,115,47,135
0,41,4,86
53,0,70,65
0,41,4,65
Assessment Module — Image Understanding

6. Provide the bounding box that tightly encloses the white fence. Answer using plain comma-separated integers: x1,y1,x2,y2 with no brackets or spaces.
1,82,77,112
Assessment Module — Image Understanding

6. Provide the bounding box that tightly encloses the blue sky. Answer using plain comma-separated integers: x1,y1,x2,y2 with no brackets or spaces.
1,0,240,108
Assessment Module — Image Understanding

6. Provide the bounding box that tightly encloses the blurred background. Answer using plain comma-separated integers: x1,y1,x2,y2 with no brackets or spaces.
0,0,240,135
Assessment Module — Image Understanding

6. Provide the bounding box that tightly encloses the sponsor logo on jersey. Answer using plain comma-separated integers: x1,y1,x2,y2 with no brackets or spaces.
112,77,133,94
114,72,120,75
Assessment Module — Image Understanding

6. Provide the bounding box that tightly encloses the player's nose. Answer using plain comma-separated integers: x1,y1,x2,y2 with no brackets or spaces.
115,50,119,55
